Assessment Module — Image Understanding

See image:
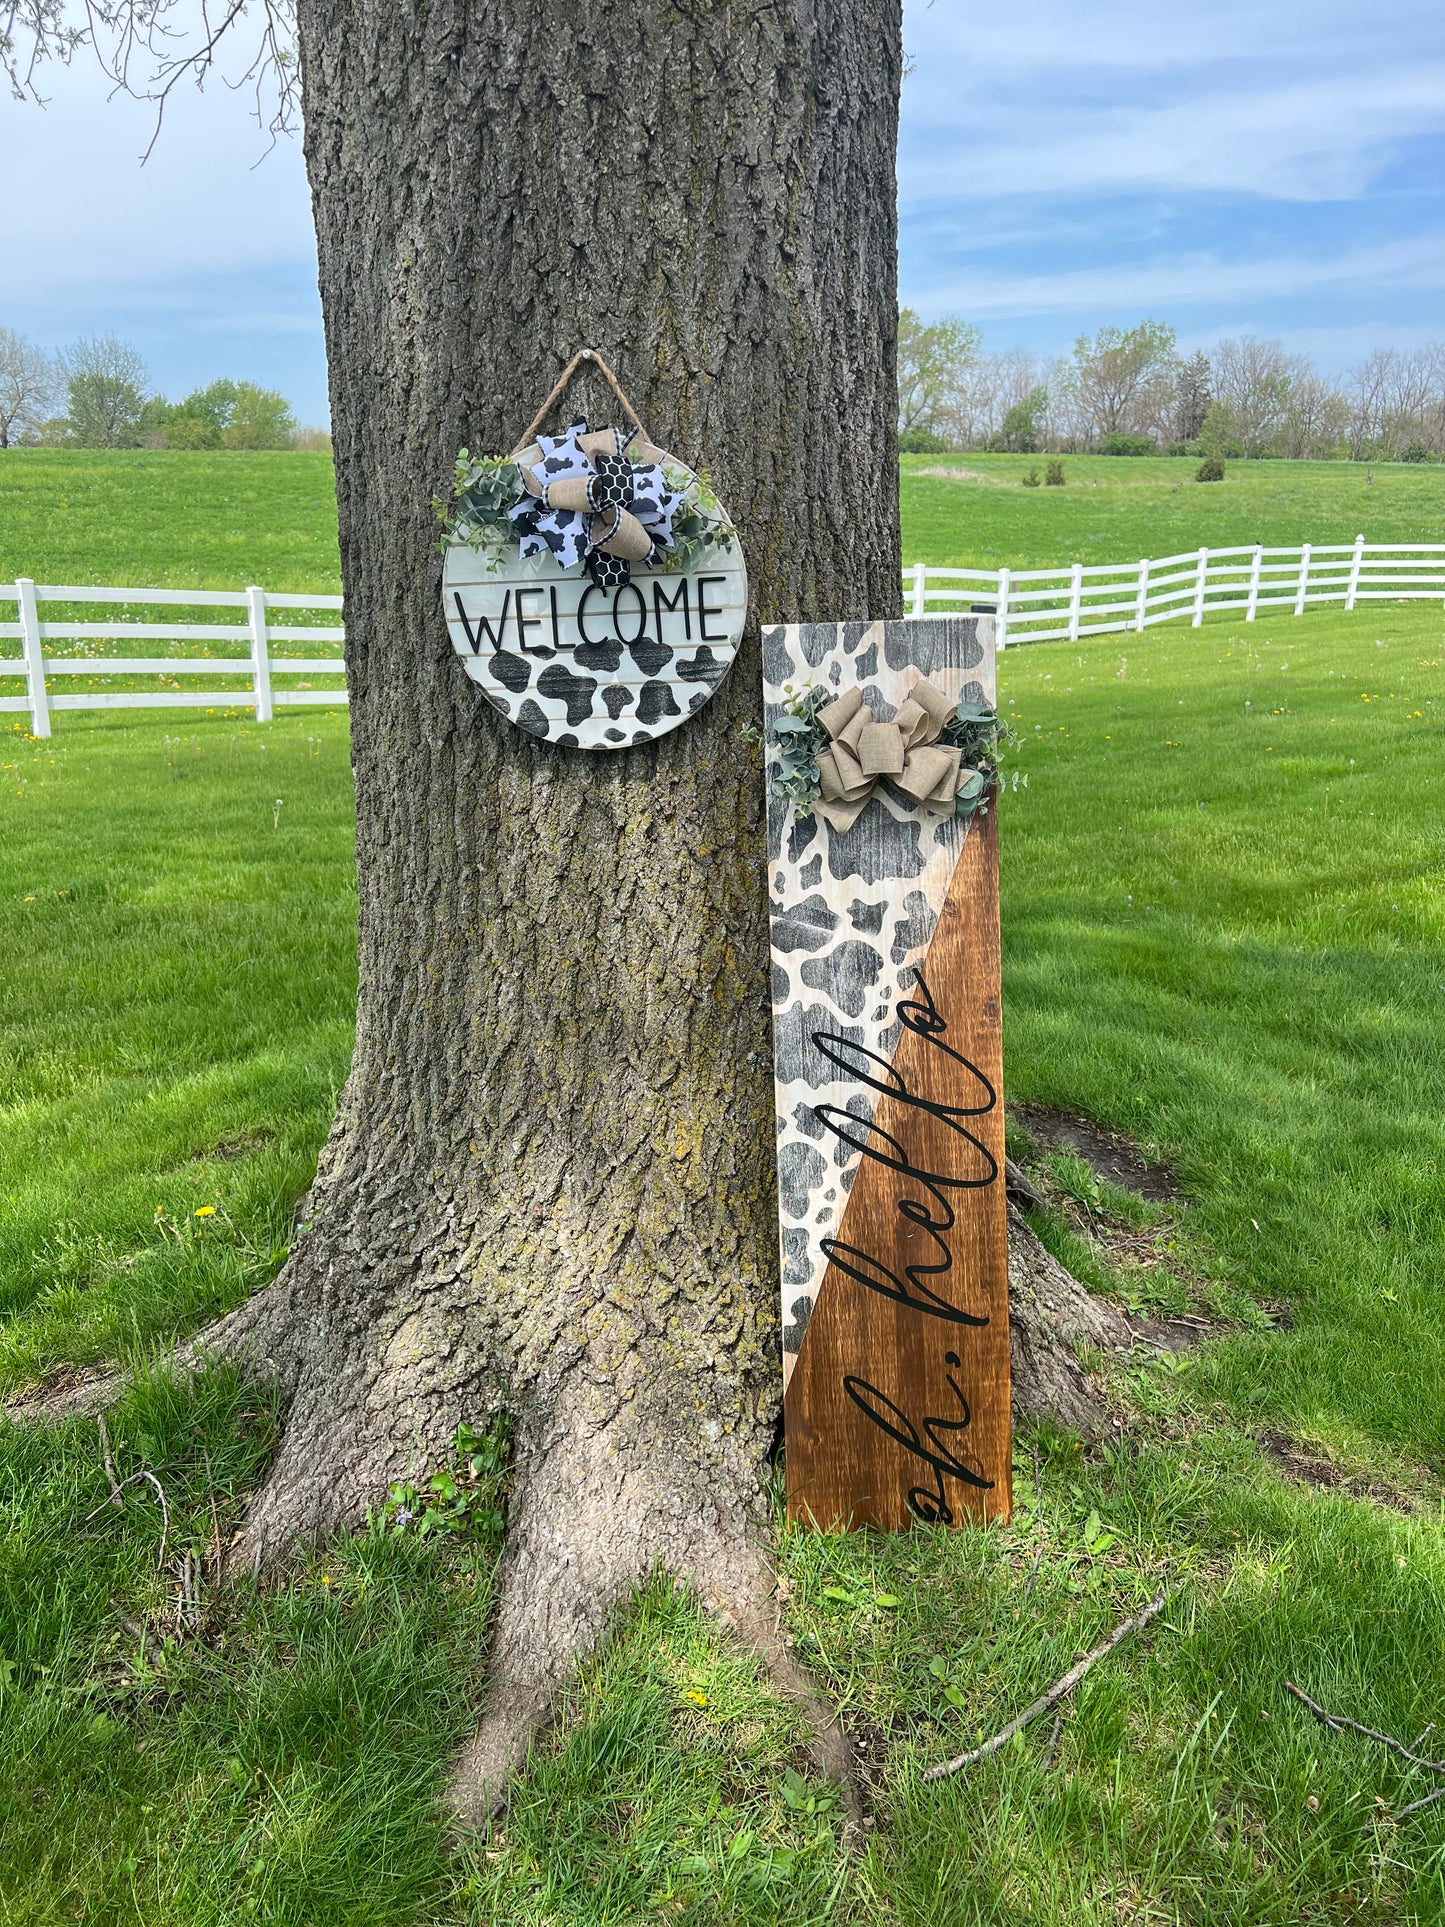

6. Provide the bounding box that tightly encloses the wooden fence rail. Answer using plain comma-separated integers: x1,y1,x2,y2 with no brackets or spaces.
0,580,346,739
5,539,1440,737
902,536,1445,648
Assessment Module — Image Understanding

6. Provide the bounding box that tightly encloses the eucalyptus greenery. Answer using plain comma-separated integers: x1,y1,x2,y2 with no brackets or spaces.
764,684,833,816
762,683,1006,823
436,450,529,553
435,445,737,571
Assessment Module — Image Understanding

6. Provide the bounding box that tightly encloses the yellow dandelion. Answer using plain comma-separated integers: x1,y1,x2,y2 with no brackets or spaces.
195,1205,216,1218
686,1690,708,1707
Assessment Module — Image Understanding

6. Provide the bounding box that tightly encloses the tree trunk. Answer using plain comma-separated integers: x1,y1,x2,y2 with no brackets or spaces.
197,0,904,1812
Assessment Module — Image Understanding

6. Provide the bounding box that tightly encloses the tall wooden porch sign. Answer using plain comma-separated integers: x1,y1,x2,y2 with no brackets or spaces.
763,617,1011,1531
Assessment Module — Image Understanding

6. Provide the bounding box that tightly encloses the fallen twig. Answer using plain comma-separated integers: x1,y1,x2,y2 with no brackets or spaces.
1040,1708,1064,1772
97,1416,123,1507
84,1466,172,1572
1286,1682,1445,1819
924,1590,1172,1782
1397,1785,1445,1822
1285,1683,1445,1777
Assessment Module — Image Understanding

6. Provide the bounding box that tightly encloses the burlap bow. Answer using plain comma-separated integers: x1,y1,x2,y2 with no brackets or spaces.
511,419,680,590
813,679,970,832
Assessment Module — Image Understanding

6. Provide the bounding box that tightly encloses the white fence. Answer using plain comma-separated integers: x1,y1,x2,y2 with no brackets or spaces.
0,579,345,738
6,539,1441,737
902,536,1445,648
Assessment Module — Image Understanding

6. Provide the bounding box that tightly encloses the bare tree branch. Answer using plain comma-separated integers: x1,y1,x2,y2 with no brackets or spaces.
2,0,298,150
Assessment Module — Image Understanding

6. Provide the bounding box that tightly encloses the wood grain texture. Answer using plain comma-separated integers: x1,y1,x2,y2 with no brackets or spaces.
784,809,1011,1531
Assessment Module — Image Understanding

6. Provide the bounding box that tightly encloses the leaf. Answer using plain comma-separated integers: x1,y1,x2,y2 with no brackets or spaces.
727,1827,755,1860
928,1655,949,1681
874,1592,902,1609
1083,1509,1102,1546
943,1683,968,1710
821,1585,856,1605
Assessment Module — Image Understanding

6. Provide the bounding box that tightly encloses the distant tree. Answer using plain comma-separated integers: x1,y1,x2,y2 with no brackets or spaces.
1175,350,1212,443
896,309,981,440
1209,338,1295,456
222,382,298,450
0,328,59,448
997,385,1049,453
1346,346,1445,461
62,336,149,448
164,413,224,450
1196,402,1245,462
292,426,334,453
1276,372,1349,461
1063,320,1177,445
134,378,299,450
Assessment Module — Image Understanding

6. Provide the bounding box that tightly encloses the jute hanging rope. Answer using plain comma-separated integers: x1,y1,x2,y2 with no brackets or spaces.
508,348,650,456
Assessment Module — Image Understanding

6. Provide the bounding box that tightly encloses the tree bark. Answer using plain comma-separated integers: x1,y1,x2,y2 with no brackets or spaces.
198,0,903,1814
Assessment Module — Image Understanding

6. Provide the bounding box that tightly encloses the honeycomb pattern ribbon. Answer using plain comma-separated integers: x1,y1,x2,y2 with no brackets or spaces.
813,679,970,833
511,419,681,590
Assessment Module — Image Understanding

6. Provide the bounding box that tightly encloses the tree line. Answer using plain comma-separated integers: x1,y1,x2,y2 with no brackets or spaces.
899,315,1445,463
0,330,329,452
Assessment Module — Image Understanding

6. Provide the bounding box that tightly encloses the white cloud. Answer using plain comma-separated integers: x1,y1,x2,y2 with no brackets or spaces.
1,59,312,298
910,230,1445,318
902,0,1445,204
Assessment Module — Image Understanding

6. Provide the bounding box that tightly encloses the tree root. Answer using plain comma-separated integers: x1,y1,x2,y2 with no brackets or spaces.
2,1280,297,1431
5,1202,1132,1842
445,1412,868,1842
1007,1202,1130,1437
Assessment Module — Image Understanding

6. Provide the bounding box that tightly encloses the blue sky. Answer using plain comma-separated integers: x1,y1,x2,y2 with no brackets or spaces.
4,0,1443,422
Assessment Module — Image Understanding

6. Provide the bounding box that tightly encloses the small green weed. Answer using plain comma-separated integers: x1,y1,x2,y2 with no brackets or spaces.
383,1417,511,1539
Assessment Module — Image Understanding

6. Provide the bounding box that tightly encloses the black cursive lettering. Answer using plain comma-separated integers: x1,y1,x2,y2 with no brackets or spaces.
811,967,1002,1519
843,1372,994,1524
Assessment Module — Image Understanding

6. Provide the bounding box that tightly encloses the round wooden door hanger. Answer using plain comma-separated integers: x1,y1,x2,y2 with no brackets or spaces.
441,351,746,750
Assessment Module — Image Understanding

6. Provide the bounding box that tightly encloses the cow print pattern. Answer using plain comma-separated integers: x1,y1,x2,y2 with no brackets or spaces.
763,617,997,1384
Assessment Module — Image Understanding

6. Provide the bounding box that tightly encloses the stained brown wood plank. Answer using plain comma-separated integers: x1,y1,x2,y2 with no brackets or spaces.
783,809,1011,1530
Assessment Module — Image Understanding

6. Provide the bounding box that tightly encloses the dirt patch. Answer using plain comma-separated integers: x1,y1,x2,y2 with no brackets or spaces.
194,1131,270,1162
1128,1312,1217,1353
1011,1104,1182,1205
914,465,1014,488
1257,1431,1417,1512
4,1361,116,1424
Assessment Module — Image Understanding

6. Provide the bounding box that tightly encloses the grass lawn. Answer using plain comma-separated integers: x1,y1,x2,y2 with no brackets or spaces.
4,458,1445,1920
902,451,1445,569
3,447,1441,590
0,451,341,594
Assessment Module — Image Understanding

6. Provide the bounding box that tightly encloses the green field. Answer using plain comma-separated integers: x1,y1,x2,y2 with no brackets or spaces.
5,452,1445,1922
902,451,1445,569
0,451,341,593
2,448,1442,589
